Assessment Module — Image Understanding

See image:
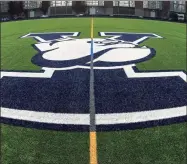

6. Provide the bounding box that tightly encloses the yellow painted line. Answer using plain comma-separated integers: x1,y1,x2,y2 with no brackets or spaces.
90,132,98,164
91,17,94,39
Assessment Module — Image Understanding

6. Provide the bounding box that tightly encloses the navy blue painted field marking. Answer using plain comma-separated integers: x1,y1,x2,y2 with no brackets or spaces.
1,69,187,114
1,69,90,113
94,69,187,113
1,31,187,131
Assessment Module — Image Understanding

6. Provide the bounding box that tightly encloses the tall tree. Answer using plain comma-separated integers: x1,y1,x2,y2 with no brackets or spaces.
40,1,51,15
72,1,87,14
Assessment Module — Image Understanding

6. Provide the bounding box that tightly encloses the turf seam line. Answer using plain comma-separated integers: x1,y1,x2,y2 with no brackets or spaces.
89,17,98,164
90,17,96,132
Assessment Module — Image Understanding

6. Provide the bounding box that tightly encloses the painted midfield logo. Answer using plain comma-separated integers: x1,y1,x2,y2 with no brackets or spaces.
1,32,187,131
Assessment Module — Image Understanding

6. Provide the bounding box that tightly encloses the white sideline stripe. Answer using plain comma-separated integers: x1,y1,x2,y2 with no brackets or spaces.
97,106,186,124
0,65,137,79
1,108,89,125
1,69,54,78
1,64,186,82
124,65,187,82
1,106,186,125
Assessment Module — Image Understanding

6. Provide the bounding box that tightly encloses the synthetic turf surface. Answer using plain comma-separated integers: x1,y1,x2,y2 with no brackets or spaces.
1,18,186,164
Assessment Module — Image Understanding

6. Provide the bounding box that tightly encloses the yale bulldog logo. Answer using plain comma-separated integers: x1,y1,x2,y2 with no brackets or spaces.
1,32,187,131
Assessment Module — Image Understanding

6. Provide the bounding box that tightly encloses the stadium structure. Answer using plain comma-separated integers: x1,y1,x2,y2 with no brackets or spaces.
0,1,186,20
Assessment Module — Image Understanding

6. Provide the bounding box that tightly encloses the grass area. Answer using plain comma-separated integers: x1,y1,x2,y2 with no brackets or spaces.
1,18,186,164
1,123,186,164
98,123,186,164
1,124,89,164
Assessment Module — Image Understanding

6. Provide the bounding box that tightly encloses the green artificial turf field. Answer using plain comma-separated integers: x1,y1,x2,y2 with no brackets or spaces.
1,18,186,164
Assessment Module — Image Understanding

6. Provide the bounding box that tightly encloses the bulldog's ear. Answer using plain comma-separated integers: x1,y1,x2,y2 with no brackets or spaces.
99,32,163,45
21,32,80,42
